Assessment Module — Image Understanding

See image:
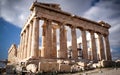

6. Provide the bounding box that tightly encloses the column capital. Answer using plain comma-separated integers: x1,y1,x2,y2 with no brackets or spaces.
103,33,109,37
70,26,76,31
20,33,23,37
57,21,66,26
96,32,102,35
80,28,86,31
52,26,57,30
30,20,33,24
33,15,39,20
89,30,95,33
44,18,52,23
70,25,76,28
59,24,65,30
52,24,59,29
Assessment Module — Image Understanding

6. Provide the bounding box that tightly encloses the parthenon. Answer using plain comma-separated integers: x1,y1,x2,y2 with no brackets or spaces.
8,1,112,73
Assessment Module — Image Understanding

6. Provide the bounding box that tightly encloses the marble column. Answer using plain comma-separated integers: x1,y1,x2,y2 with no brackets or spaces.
22,32,26,59
26,25,30,58
71,27,78,59
52,27,57,58
97,33,105,60
27,22,33,58
41,21,46,58
81,29,88,59
25,27,29,58
90,31,97,61
23,31,27,59
59,24,67,59
19,34,23,59
45,19,52,58
17,45,20,58
31,17,39,58
21,34,24,59
104,34,112,60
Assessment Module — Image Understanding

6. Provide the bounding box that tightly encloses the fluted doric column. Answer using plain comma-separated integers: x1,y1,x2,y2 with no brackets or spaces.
104,34,112,60
59,24,67,59
81,29,88,59
17,45,20,58
23,31,27,59
97,33,105,60
71,26,78,59
22,32,26,59
27,22,33,58
41,21,46,58
90,31,97,61
21,34,24,59
25,27,29,58
31,16,39,58
45,19,52,58
51,27,57,58
26,26,30,58
19,34,23,59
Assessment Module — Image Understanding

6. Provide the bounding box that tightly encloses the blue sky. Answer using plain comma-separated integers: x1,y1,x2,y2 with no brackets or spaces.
0,0,120,60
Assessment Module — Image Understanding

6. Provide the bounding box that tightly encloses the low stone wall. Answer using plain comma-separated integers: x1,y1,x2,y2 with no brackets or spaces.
38,62,71,72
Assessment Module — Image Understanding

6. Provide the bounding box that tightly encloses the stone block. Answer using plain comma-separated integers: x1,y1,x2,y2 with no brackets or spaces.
100,60,114,67
59,64,71,72
49,62,59,71
38,62,59,72
38,62,48,72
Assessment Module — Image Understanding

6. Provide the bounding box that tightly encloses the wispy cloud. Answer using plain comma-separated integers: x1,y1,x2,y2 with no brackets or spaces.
83,0,120,59
1,0,94,27
1,0,34,27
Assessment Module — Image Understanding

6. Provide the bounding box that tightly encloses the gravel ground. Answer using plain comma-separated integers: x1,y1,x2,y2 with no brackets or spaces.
58,68,120,75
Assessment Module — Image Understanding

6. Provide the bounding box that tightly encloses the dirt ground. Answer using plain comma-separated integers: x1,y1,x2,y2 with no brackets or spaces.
58,68,120,75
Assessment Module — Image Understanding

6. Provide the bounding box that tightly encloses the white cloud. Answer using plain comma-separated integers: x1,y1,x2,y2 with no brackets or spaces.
83,0,120,59
1,0,33,27
1,0,94,28
19,14,25,21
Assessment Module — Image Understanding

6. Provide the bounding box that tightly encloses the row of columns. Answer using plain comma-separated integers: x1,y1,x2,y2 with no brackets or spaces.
17,16,111,61
58,26,111,61
40,19,111,61
18,17,39,59
85,31,112,61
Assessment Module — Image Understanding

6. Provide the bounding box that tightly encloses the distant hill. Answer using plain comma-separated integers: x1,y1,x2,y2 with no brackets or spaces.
0,17,21,60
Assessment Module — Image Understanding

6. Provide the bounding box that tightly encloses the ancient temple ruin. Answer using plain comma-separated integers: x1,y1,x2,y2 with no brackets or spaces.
8,2,112,73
